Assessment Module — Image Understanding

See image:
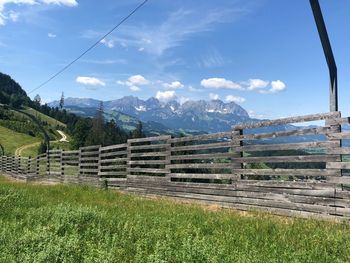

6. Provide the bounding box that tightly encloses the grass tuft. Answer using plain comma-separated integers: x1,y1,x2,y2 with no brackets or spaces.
0,176,349,262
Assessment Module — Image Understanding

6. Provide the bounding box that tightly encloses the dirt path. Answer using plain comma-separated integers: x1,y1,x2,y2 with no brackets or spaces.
15,141,41,156
15,130,69,156
57,130,69,142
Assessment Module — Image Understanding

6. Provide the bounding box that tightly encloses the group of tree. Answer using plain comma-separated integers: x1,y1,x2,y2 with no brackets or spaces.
71,102,144,149
0,71,146,152
0,73,31,108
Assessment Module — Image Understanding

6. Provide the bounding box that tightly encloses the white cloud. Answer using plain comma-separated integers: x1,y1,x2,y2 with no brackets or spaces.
127,75,150,86
96,6,248,56
117,75,150,91
258,80,287,94
130,86,141,92
270,80,286,93
138,47,145,52
100,38,114,48
245,79,269,90
0,0,77,25
76,76,105,87
162,81,184,89
48,33,56,38
201,78,242,90
209,93,219,100
41,0,77,6
225,95,246,103
155,90,177,102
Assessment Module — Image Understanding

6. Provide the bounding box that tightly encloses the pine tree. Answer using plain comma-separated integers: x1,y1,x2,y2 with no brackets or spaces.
59,92,64,109
131,121,144,139
37,141,47,154
34,94,41,105
85,102,105,145
72,118,92,149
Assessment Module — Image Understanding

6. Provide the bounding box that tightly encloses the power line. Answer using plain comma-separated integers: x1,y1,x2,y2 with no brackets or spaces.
29,0,149,95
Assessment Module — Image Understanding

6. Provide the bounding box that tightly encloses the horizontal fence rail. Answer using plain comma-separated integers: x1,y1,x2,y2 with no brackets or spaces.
1,111,350,221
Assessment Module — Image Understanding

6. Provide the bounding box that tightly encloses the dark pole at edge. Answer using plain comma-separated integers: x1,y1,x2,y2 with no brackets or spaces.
309,0,338,112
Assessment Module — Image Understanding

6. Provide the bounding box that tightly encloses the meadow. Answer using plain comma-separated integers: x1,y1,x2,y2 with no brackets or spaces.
0,175,349,263
0,126,40,156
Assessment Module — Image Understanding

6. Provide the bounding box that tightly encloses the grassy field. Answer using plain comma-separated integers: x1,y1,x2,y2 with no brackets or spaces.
22,107,66,128
0,126,40,156
0,176,349,262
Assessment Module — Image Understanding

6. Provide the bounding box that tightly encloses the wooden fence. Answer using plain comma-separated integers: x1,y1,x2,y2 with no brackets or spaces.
1,111,350,221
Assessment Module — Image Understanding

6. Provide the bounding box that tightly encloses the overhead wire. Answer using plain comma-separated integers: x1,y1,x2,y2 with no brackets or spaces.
28,0,149,94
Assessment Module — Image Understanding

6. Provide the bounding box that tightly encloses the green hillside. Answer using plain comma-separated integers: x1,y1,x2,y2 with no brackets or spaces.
0,126,40,156
22,107,66,128
0,72,133,154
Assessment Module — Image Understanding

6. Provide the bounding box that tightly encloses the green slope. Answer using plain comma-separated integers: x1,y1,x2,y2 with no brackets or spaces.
0,126,40,156
22,107,66,128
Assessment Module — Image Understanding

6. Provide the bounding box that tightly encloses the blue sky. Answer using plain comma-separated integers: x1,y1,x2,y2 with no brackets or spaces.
0,0,349,119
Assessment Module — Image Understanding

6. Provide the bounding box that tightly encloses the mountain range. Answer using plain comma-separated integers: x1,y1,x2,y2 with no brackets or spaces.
49,96,252,134
49,96,342,145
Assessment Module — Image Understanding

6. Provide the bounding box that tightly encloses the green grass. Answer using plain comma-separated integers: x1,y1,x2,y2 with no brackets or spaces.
0,126,40,156
22,107,66,128
0,176,349,262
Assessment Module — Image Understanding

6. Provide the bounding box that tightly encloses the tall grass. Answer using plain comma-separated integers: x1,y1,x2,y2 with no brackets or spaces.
0,176,349,262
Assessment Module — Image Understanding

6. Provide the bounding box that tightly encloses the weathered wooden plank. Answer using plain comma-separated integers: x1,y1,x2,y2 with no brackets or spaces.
327,132,350,140
168,163,231,169
129,160,168,165
170,132,232,143
100,143,127,151
171,142,231,152
129,144,169,151
327,176,350,184
232,141,335,153
126,188,349,216
129,152,169,158
99,151,128,158
169,173,233,179
232,155,337,163
80,157,100,162
233,112,340,130
231,169,338,176
327,162,350,169
170,152,232,161
80,145,101,151
327,147,350,154
99,158,127,164
128,135,171,143
326,117,350,126
99,171,127,176
234,127,330,141
128,168,170,174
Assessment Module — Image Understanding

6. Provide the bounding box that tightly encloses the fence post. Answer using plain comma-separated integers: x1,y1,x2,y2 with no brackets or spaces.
46,152,50,177
165,137,172,181
27,156,32,176
231,128,243,181
35,156,40,176
126,139,131,178
60,150,64,178
326,112,342,178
